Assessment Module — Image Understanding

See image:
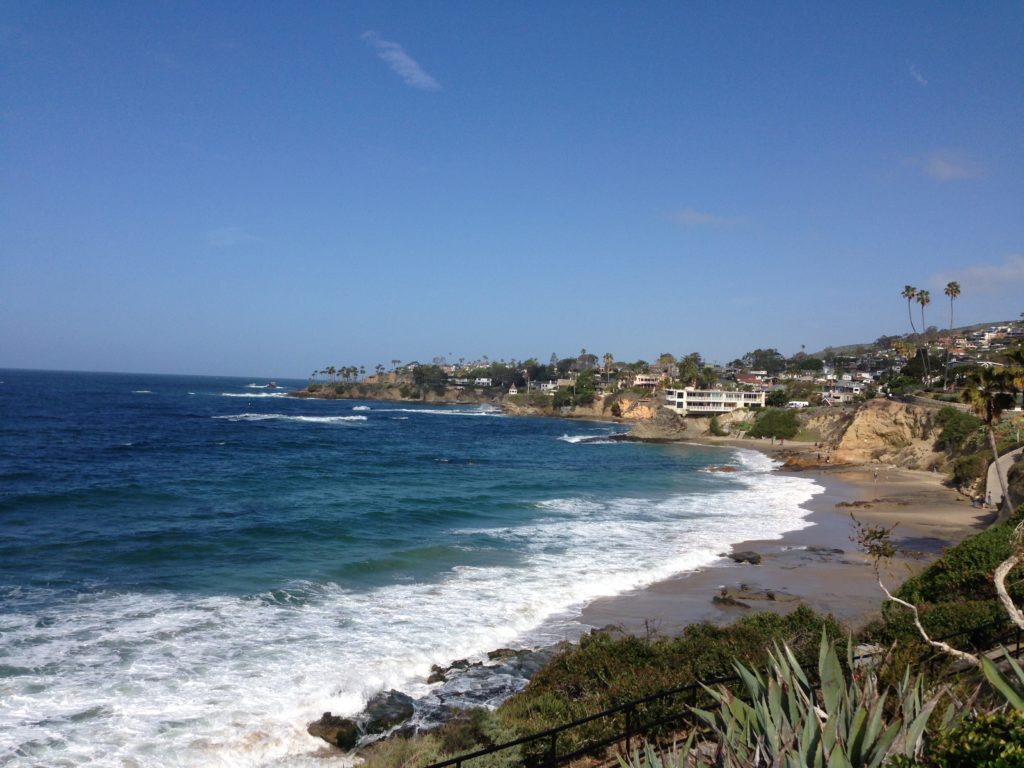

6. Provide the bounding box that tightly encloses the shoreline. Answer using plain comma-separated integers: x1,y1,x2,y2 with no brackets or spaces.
577,445,991,634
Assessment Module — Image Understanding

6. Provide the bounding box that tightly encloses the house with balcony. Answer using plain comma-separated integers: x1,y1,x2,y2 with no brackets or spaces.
663,387,765,415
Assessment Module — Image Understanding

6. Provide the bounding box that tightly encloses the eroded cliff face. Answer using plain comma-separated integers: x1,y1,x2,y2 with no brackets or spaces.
832,399,944,469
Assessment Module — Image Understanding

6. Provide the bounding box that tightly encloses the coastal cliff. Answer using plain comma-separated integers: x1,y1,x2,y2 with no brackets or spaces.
832,398,943,469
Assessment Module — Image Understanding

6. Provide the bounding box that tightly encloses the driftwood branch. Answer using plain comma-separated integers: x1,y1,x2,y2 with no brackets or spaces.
875,575,981,668
993,521,1024,631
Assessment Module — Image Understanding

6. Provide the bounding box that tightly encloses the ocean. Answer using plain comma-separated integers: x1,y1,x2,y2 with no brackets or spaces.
0,369,821,766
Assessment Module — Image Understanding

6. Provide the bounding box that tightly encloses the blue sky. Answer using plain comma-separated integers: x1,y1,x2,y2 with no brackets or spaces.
2,2,1022,377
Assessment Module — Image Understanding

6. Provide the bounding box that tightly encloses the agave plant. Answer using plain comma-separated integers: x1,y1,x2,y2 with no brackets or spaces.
981,651,1024,711
620,631,954,768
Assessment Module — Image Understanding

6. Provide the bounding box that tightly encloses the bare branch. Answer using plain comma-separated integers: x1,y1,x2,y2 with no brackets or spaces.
875,575,981,668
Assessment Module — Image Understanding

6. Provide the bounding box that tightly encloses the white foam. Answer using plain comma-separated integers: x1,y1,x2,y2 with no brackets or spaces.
352,406,371,411
213,413,367,424
221,392,289,398
557,433,621,444
375,405,503,417
131,390,153,394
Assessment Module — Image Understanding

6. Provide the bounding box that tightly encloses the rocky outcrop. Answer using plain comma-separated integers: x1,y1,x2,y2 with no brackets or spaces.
627,407,688,440
832,399,943,469
307,689,415,751
307,712,360,751
291,385,500,405
726,550,763,565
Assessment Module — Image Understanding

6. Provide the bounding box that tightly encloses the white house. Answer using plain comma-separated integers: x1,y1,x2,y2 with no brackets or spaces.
663,387,765,415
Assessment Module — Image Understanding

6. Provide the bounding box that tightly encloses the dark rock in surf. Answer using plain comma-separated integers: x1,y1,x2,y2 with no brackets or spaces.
363,689,415,734
307,712,360,750
727,550,763,565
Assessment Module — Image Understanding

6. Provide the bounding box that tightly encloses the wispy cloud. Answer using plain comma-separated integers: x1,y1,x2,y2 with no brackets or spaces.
907,61,928,86
910,151,986,182
207,227,261,248
361,31,441,92
670,208,742,227
932,254,1024,295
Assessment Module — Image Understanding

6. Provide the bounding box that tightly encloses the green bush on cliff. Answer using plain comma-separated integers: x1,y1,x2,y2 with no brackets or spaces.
897,507,1024,605
935,406,983,453
746,408,799,439
859,506,1024,682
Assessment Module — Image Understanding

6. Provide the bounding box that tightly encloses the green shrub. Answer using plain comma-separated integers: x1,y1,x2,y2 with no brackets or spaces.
746,408,799,439
708,415,728,436
360,708,521,768
935,407,983,453
952,453,988,487
896,509,1024,605
927,709,1024,768
497,607,842,756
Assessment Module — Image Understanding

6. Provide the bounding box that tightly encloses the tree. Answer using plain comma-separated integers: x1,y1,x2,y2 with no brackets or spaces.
943,281,961,390
962,367,1017,523
679,353,701,386
734,348,786,375
574,368,597,405
917,289,931,383
901,285,918,334
603,352,614,384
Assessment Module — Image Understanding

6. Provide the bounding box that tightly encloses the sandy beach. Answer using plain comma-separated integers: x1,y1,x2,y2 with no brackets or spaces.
579,439,994,634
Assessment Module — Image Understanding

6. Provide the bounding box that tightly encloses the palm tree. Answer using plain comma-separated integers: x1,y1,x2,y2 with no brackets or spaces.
962,366,1017,523
917,289,931,384
603,353,614,384
943,281,961,390
901,285,918,334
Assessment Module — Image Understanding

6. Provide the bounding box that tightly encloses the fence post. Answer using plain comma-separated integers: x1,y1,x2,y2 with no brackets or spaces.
625,704,634,757
547,732,557,768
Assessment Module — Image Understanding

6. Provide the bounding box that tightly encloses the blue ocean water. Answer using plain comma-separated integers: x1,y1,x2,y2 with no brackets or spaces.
0,369,820,766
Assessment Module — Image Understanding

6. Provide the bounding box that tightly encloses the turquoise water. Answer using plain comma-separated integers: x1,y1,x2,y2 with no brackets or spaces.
0,369,820,766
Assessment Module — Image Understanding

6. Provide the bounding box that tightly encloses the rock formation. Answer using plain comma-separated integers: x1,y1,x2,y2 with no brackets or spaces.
832,399,943,469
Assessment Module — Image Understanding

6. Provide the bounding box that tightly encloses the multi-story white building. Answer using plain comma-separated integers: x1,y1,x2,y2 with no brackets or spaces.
663,387,765,415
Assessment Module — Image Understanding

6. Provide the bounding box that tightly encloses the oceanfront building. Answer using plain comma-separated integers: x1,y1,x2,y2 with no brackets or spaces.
663,387,766,415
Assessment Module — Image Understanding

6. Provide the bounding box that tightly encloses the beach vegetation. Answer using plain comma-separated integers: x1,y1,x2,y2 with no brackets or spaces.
708,415,728,436
361,708,520,768
618,631,950,768
855,505,1024,682
746,408,799,439
494,607,842,756
934,407,984,453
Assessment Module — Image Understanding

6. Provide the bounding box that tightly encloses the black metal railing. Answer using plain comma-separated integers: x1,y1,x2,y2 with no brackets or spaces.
424,616,1023,768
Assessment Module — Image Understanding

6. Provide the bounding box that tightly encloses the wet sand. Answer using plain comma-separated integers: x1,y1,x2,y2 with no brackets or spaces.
579,447,993,634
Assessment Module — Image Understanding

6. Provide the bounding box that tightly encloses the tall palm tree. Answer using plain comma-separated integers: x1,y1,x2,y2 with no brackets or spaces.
901,285,918,334
943,281,961,390
917,289,931,384
962,367,1017,523
603,353,614,385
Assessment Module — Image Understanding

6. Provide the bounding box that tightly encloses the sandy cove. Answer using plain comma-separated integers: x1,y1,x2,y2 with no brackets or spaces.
579,438,994,634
